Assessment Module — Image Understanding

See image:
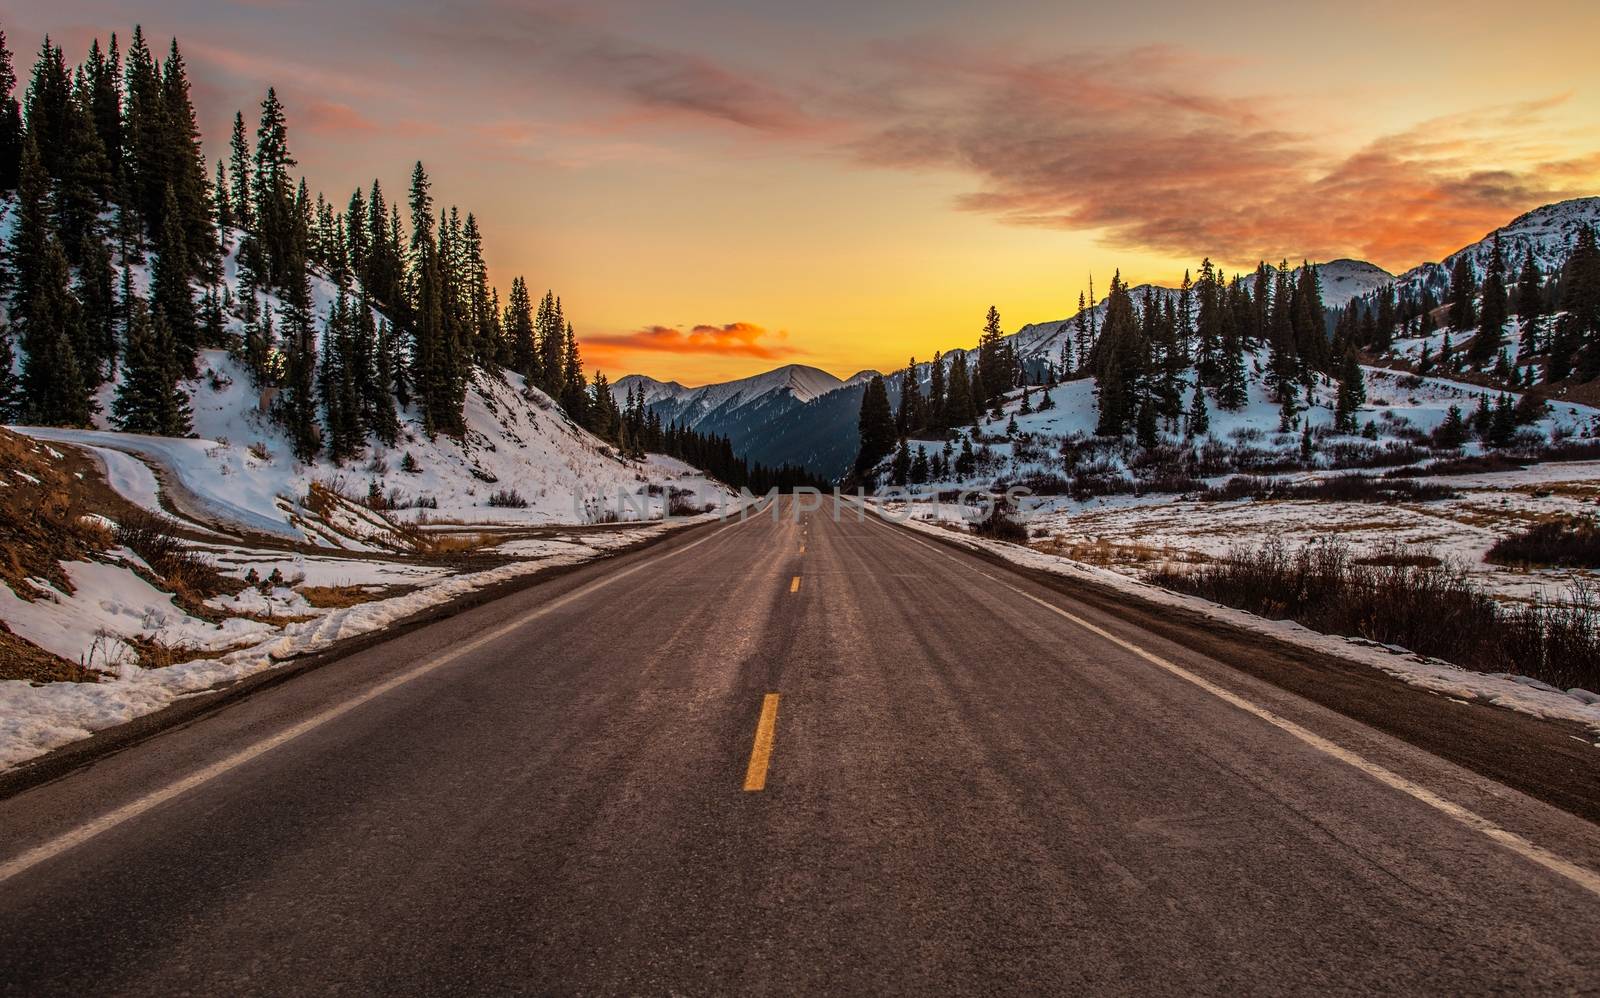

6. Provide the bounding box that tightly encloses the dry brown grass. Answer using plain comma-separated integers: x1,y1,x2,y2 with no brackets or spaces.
123,634,204,669
298,584,386,609
423,532,496,555
0,428,117,599
0,625,103,684
1033,535,1208,569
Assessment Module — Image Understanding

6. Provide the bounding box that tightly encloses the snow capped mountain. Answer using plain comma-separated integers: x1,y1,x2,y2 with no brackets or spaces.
845,370,883,387
1316,259,1395,308
613,364,845,425
613,374,692,406
1389,196,1600,303
611,364,861,479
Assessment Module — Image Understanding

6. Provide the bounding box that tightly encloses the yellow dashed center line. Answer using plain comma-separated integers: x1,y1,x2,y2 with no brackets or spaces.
790,575,801,593
743,694,781,792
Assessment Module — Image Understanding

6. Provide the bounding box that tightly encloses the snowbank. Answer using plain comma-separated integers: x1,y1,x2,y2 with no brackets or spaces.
873,502,1600,739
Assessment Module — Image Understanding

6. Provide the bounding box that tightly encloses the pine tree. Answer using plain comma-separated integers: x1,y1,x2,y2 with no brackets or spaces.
151,183,199,373
560,322,588,423
1135,398,1158,449
507,276,538,383
113,293,190,435
1560,225,1600,358
252,88,297,288
228,110,253,235
75,234,116,382
277,283,320,461
122,27,162,235
1290,263,1329,377
1216,328,1248,411
54,73,111,267
19,237,92,426
1186,383,1209,437
23,37,72,177
1334,349,1366,433
1470,233,1507,365
84,35,121,194
364,305,400,446
954,435,976,478
1515,247,1543,356
890,436,911,487
975,304,1005,405
537,290,565,398
8,136,49,322
159,39,216,277
1449,253,1477,331
1194,259,1222,385
1092,273,1144,435
944,353,975,427
0,29,21,191
318,290,366,463
855,374,896,474
927,350,946,430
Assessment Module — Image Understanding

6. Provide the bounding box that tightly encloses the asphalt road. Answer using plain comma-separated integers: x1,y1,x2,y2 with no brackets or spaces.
2,497,1599,995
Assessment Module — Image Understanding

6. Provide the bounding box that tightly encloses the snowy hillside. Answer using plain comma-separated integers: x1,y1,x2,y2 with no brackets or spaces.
3,225,732,541
1315,259,1397,308
1006,260,1392,371
1388,197,1600,303
874,350,1599,499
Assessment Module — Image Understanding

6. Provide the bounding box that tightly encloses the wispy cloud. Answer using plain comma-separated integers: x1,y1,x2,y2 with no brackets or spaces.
846,45,1596,268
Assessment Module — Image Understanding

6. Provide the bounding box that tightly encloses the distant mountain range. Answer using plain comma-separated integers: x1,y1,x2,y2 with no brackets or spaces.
616,198,1600,480
612,365,885,479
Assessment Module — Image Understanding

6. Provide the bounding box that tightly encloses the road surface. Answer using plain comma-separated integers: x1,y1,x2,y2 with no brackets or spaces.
2,497,1598,994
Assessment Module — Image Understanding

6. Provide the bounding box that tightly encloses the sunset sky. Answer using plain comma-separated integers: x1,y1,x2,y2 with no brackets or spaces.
8,0,1600,384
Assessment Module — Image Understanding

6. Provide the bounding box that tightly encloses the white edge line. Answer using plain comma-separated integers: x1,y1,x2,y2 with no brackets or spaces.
858,499,1600,900
0,502,773,886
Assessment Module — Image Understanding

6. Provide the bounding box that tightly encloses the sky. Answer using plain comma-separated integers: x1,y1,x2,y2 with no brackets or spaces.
7,0,1600,385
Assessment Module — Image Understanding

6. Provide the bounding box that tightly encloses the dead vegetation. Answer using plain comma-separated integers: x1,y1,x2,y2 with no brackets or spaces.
297,584,390,609
113,511,239,612
1032,535,1206,569
1150,537,1600,690
0,428,116,600
1487,515,1600,569
0,622,102,684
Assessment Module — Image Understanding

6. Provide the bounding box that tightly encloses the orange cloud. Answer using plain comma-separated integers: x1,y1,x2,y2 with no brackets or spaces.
300,100,380,134
585,322,801,359
849,46,1600,270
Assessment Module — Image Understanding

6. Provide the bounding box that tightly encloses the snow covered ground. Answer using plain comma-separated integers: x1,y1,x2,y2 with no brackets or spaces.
870,503,1600,739
881,350,1598,501
0,511,726,772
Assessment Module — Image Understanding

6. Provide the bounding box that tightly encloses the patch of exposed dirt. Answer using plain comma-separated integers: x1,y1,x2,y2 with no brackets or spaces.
297,584,411,609
0,622,103,684
0,428,117,600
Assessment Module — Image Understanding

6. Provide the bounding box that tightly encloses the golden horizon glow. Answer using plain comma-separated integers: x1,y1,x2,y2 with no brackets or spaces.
12,0,1600,385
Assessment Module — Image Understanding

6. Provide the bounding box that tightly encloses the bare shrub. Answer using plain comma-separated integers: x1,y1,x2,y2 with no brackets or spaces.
487,488,529,508
114,511,229,602
1201,474,1454,503
667,489,708,517
1150,538,1600,690
1487,516,1600,568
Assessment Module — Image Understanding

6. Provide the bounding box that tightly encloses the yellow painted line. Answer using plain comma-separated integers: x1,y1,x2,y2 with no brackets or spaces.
790,575,801,593
0,506,779,888
742,694,781,791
